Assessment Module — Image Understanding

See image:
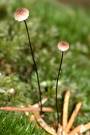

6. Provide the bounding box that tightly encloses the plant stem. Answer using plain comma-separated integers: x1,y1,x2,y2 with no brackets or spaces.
55,52,64,124
24,20,42,113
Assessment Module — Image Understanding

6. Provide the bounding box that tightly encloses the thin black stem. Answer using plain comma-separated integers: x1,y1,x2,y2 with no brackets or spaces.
55,52,64,124
24,20,42,113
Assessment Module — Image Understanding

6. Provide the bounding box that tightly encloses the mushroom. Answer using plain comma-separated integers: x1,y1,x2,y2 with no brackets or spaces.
14,8,42,113
55,41,69,125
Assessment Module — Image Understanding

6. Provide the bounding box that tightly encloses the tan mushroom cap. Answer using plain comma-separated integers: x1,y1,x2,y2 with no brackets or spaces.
58,41,69,52
14,8,29,22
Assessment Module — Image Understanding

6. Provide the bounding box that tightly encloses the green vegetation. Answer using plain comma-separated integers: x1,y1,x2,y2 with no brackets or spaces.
0,111,46,135
0,0,90,134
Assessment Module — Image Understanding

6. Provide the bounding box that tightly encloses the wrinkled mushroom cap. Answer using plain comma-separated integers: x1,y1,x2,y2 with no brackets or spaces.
14,8,29,21
58,41,69,52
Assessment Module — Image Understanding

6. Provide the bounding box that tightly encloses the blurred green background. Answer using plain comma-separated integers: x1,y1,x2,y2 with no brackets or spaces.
0,0,90,134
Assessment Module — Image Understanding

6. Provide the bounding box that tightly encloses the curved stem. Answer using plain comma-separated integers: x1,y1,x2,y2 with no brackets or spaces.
24,20,42,113
55,52,64,124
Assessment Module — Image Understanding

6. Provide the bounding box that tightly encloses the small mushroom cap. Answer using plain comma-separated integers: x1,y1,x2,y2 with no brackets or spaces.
14,8,29,22
58,41,69,52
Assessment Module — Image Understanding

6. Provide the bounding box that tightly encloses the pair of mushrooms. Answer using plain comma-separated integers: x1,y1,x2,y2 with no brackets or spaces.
14,8,69,121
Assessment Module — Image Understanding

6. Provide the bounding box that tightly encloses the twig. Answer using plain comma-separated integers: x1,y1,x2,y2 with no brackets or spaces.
57,124,62,135
66,102,82,132
34,112,57,135
69,123,90,135
0,106,36,112
0,106,53,113
63,91,70,129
